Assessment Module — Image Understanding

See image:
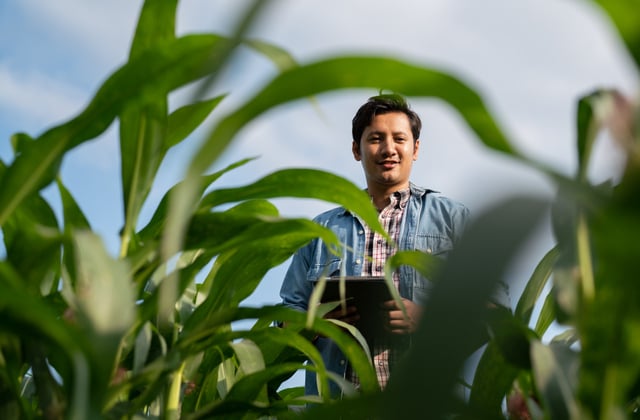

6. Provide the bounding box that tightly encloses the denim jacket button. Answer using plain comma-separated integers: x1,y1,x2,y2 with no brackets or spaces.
355,259,361,265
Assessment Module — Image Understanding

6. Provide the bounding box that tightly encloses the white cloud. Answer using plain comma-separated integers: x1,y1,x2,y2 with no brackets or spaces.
18,0,141,69
0,62,86,129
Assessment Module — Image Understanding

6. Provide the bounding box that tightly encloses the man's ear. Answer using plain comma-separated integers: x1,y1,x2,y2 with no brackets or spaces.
413,139,420,160
352,141,361,161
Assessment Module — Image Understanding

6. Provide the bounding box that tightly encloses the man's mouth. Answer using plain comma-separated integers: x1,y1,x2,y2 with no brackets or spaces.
379,160,399,168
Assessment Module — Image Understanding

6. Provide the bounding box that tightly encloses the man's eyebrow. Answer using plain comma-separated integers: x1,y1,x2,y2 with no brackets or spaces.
366,130,409,137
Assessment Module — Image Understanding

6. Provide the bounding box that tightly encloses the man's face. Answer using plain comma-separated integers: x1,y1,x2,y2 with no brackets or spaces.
352,112,420,192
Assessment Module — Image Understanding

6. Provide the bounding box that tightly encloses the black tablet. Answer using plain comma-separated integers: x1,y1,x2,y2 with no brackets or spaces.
313,276,394,344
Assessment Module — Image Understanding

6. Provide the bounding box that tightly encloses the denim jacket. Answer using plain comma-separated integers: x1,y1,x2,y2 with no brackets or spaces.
279,183,470,397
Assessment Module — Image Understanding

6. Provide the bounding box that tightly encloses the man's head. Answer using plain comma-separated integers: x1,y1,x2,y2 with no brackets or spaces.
352,94,421,147
351,94,421,196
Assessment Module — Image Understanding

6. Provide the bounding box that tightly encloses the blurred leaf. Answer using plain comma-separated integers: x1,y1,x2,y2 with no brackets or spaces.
0,262,92,418
468,341,520,419
9,132,35,156
488,305,537,370
550,328,579,346
72,231,135,336
171,55,517,276
576,91,602,181
383,197,547,419
578,198,640,418
129,0,177,57
530,340,580,419
2,193,62,293
70,231,136,405
592,0,640,68
137,157,256,243
133,322,153,375
0,34,231,227
245,38,299,72
193,55,516,176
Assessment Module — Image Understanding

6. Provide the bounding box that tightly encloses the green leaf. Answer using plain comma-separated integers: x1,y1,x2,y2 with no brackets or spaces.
200,168,385,239
137,157,256,242
169,55,516,275
0,34,231,227
186,212,336,255
56,178,91,230
515,246,559,325
193,219,339,315
166,95,225,148
129,0,178,58
468,341,520,418
530,340,581,419
9,132,35,156
488,306,537,370
533,291,556,337
0,262,92,418
119,100,168,253
592,0,640,68
2,193,62,293
385,249,442,280
575,89,624,182
69,231,137,405
244,38,299,72
72,231,136,337
229,340,268,404
133,322,153,375
119,0,179,255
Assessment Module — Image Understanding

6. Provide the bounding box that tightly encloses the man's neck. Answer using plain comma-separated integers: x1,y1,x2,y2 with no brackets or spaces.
368,184,410,211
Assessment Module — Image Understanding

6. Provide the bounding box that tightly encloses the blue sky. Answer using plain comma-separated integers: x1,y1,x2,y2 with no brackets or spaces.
1,0,637,333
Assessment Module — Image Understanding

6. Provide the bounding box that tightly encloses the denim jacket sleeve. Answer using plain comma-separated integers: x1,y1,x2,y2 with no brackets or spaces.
279,207,360,312
279,239,315,312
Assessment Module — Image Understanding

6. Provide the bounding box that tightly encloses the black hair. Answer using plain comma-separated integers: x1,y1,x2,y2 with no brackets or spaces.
351,93,421,145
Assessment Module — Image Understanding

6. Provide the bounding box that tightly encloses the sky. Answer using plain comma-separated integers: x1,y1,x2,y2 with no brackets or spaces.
1,0,638,385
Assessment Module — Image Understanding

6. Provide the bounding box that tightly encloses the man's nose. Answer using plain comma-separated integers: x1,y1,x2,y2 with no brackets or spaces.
380,139,395,156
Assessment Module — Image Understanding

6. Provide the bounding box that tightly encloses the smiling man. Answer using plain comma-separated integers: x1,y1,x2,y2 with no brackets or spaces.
280,94,470,398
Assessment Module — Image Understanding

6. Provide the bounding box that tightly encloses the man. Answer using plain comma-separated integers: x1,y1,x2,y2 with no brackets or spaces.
279,94,470,397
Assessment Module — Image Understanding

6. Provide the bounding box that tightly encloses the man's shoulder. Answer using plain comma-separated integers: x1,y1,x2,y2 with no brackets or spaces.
312,206,350,224
410,183,468,213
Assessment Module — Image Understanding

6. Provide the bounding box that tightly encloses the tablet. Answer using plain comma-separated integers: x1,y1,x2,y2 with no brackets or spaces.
313,276,394,344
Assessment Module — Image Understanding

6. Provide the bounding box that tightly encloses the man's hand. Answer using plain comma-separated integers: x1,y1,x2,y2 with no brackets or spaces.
381,298,423,334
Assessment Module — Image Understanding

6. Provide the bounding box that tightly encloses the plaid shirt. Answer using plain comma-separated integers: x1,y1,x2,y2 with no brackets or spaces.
347,188,410,389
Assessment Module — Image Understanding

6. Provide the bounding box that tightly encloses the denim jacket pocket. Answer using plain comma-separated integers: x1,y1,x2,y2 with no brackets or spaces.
411,235,453,302
415,234,454,258
307,259,342,282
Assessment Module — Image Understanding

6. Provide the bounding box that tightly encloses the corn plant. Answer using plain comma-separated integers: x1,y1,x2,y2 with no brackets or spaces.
0,0,516,418
2,0,637,418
